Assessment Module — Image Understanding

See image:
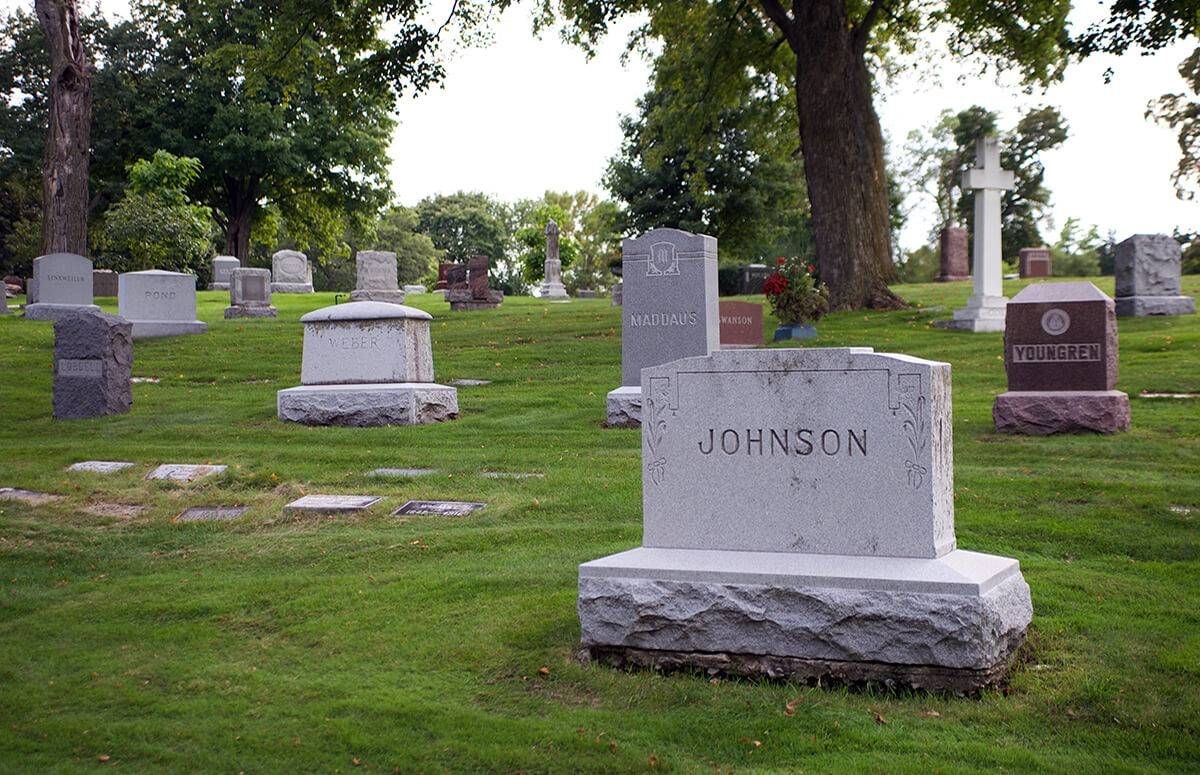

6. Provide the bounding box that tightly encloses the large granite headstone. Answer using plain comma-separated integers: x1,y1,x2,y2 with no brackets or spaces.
1018,247,1052,279
118,270,207,339
277,301,459,426
937,226,969,282
24,253,100,321
350,251,405,304
92,269,119,297
538,220,569,299
718,300,763,349
935,137,1014,331
446,256,503,311
208,256,240,290
271,250,314,294
994,282,1130,434
53,311,132,419
606,228,718,427
579,347,1032,692
224,268,277,319
1113,234,1195,317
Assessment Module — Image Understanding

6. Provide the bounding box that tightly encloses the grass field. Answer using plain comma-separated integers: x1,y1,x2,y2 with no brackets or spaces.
1,276,1198,773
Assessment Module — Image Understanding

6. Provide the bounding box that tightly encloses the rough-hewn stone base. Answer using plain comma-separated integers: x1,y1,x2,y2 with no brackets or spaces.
1115,295,1195,317
24,303,101,321
129,320,208,339
349,289,406,304
270,282,313,294
582,645,1017,695
578,547,1031,693
224,305,277,319
994,390,1130,435
605,385,641,427
277,382,459,426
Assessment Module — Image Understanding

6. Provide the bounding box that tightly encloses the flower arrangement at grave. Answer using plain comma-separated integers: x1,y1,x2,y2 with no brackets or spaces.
764,256,829,326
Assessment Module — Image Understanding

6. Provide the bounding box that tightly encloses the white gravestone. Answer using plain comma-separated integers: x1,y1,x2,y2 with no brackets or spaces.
935,137,1015,333
537,220,569,299
350,250,405,304
277,301,459,426
605,228,719,427
224,268,277,319
209,255,240,290
271,250,314,294
118,270,207,339
23,253,100,321
579,347,1032,692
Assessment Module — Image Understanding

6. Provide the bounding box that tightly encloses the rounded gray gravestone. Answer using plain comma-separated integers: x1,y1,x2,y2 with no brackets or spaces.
277,301,459,427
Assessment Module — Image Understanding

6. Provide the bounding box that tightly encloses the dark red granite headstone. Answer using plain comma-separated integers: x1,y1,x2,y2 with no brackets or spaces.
1018,247,1052,279
1004,282,1116,391
719,301,763,348
937,226,969,281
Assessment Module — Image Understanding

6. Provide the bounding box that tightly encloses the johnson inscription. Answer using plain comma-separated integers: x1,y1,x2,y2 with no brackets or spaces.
697,428,867,456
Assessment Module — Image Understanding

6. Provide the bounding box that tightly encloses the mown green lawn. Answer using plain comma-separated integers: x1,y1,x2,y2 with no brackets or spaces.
1,276,1197,773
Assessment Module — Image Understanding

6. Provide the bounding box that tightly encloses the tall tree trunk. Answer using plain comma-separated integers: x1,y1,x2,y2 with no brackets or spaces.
761,0,903,310
35,0,91,256
223,177,258,260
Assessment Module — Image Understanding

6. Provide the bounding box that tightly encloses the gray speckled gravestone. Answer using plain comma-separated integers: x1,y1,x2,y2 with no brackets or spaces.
284,495,381,514
68,461,136,474
579,347,1032,692
1114,234,1195,317
53,311,133,420
24,253,100,321
225,268,277,319
605,228,719,428
146,464,227,482
350,251,406,304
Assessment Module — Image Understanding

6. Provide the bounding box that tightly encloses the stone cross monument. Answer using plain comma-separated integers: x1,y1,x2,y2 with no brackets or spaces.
936,136,1015,332
538,220,569,299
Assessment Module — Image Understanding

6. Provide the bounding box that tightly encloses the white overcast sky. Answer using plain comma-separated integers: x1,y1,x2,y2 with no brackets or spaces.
9,0,1197,250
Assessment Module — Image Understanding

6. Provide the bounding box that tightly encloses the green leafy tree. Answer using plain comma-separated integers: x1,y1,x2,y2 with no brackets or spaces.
415,192,510,266
1149,47,1200,201
1050,217,1102,277
372,206,443,283
513,203,581,284
509,191,619,290
94,150,217,274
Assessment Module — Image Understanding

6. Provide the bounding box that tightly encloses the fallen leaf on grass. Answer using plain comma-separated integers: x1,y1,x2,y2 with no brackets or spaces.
537,666,550,676
871,709,888,725
609,740,618,752
784,699,800,716
352,756,361,766
920,709,941,718
98,754,110,763
648,754,659,768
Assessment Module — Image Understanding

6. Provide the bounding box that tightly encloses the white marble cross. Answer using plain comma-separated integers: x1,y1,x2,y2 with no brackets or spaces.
962,136,1015,302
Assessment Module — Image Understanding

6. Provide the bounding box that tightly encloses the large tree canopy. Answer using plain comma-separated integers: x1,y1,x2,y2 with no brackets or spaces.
1150,46,1200,201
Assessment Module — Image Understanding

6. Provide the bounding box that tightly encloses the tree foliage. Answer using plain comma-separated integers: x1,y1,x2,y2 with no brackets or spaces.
415,191,510,266
1049,217,1102,277
1149,46,1200,201
513,202,580,284
371,205,443,283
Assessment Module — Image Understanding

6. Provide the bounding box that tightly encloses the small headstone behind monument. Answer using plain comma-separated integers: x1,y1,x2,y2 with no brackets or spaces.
994,281,1130,434
739,264,770,294
24,253,100,321
350,251,406,304
446,256,503,310
93,269,119,297
224,268,277,319
271,250,314,294
1018,247,1052,278
53,311,133,420
1114,234,1195,317
719,300,764,349
937,226,969,281
118,270,207,339
209,256,240,290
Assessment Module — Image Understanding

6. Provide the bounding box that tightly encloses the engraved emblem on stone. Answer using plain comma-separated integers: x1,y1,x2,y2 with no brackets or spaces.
647,242,680,277
1041,308,1070,336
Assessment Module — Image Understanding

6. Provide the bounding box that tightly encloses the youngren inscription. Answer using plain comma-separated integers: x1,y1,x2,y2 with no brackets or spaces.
1011,343,1101,363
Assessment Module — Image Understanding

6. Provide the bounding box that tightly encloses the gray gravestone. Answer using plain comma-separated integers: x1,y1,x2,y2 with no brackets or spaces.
350,251,405,304
271,250,314,294
277,301,459,426
225,268,276,319
606,228,719,427
146,464,227,482
53,311,133,420
24,253,100,321
1114,234,1195,317
118,270,207,339
209,256,240,290
68,461,135,474
579,347,1032,692
284,495,381,514
538,220,569,299
994,282,1130,434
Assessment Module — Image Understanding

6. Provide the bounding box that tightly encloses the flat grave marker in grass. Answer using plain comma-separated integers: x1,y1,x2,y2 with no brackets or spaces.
448,378,491,387
175,506,248,522
146,464,227,482
68,461,136,474
0,488,64,505
481,471,544,480
368,468,438,478
284,495,382,514
393,500,486,517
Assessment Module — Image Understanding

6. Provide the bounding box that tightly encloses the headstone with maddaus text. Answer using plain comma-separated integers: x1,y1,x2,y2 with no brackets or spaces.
606,228,719,427
118,270,207,339
579,347,1032,692
224,268,277,319
53,310,132,420
24,253,100,321
993,282,1129,434
277,301,459,426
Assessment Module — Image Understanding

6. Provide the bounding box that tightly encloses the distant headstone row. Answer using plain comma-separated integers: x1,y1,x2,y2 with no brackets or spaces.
446,256,504,311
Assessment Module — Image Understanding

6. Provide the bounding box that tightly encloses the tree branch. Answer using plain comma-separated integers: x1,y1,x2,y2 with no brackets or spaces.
853,0,887,52
757,0,795,48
